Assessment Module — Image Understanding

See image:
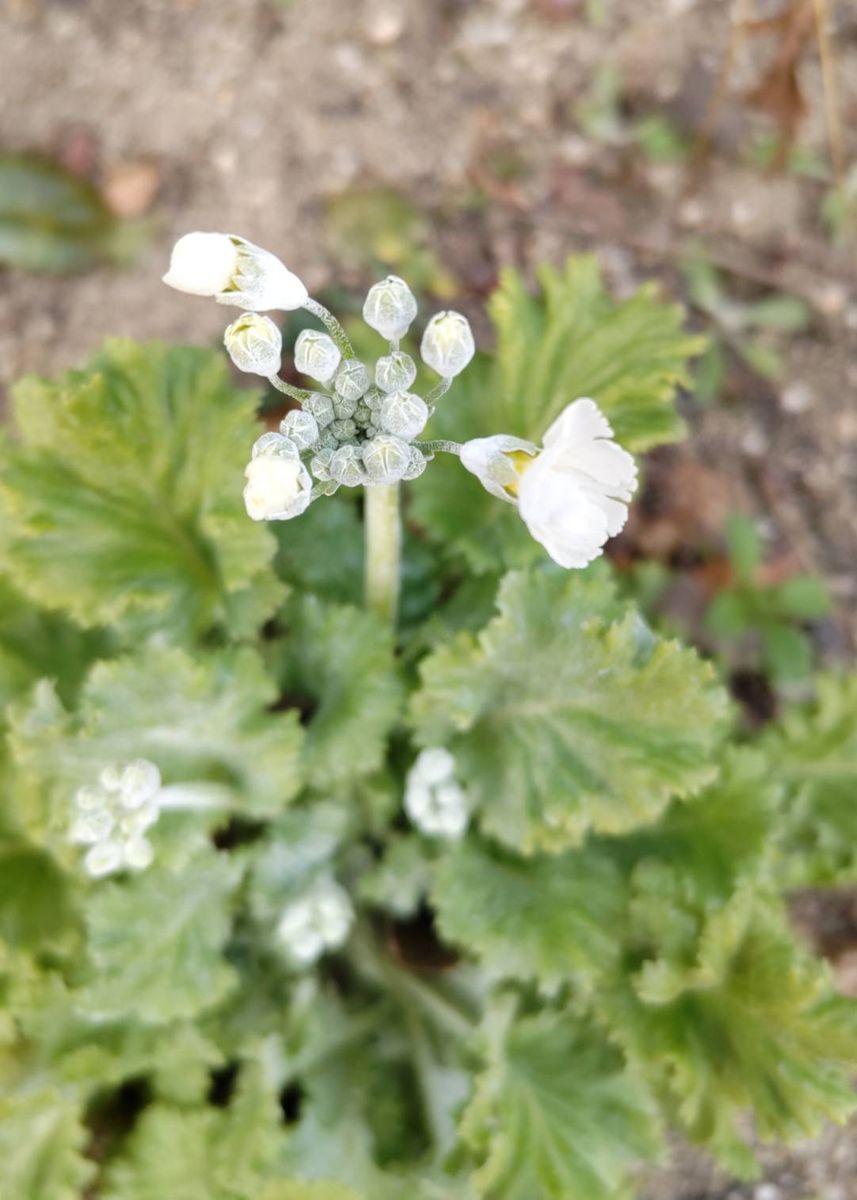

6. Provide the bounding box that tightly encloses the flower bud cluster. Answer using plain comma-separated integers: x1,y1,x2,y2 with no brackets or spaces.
404,747,469,839
275,878,354,967
163,232,477,525
69,759,162,878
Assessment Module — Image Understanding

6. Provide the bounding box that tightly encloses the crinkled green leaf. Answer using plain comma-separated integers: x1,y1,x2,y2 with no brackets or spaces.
8,644,303,842
274,596,403,791
610,888,857,1174
0,844,77,950
359,836,435,919
432,837,623,991
763,674,857,885
412,569,728,853
80,853,241,1023
411,257,702,570
0,340,277,637
0,1088,94,1200
462,1008,661,1200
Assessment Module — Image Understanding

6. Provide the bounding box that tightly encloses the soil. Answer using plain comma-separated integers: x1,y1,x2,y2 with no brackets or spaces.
2,0,857,1195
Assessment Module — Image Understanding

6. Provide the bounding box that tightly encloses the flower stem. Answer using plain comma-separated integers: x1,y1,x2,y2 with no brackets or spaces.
267,374,311,403
364,483,401,627
302,297,356,359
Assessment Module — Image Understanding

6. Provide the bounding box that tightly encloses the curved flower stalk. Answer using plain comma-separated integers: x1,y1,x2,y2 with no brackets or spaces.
163,234,638,613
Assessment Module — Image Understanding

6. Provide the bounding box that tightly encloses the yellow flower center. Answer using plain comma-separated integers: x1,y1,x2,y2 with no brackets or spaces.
503,449,536,498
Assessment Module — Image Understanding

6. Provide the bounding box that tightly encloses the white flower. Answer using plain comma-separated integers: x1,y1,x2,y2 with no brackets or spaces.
163,232,307,311
363,275,418,340
243,434,313,521
460,398,637,569
70,759,163,879
420,311,475,378
223,312,283,376
294,330,342,383
405,747,469,839
276,880,354,966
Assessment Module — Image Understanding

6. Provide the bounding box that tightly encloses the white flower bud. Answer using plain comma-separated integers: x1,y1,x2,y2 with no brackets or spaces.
294,330,342,383
118,759,161,810
123,838,155,871
244,436,313,520
310,448,334,481
403,444,427,481
375,351,417,394
362,435,412,484
377,391,429,440
163,232,307,311
363,275,418,340
70,807,115,845
333,393,358,420
303,392,335,429
329,444,367,487
223,312,283,376
85,840,124,879
331,418,357,441
276,880,354,966
334,359,371,402
280,409,320,451
405,748,469,839
420,311,475,378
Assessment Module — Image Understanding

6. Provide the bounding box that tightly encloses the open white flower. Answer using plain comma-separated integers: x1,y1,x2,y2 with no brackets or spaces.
243,434,313,521
405,747,469,839
70,759,162,879
460,397,637,569
224,312,283,376
163,232,307,311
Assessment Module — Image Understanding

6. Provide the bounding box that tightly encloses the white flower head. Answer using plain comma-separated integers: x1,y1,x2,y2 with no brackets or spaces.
420,311,475,378
294,329,342,383
70,759,163,879
460,398,637,569
223,312,283,376
363,275,418,341
244,434,313,521
405,747,469,840
377,391,429,440
276,879,354,967
163,232,307,311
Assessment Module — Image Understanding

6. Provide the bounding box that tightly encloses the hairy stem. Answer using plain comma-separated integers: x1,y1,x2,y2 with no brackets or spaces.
267,375,311,403
416,439,463,457
302,297,356,359
364,483,401,626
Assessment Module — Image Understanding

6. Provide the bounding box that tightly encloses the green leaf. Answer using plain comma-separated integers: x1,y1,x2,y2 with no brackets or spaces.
462,1008,661,1200
274,596,403,791
763,675,857,885
0,154,144,274
9,645,303,842
773,574,831,620
725,514,762,582
80,853,240,1023
411,257,703,571
0,1088,95,1200
762,623,812,682
744,294,810,333
0,844,77,950
0,340,277,637
611,889,857,1172
411,570,729,853
432,837,623,991
102,1065,343,1200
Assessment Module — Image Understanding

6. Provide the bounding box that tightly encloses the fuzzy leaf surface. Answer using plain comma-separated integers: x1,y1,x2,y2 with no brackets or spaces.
412,570,728,852
0,340,276,636
462,1010,661,1200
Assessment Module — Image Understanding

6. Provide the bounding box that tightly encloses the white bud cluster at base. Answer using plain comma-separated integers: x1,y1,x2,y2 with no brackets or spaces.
404,747,470,839
275,878,354,967
69,759,162,878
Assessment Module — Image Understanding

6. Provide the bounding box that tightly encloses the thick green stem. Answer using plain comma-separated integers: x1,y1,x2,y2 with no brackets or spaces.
364,483,401,626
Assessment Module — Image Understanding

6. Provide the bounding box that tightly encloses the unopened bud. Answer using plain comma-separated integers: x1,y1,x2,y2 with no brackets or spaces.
294,329,342,382
334,359,371,402
420,311,475,378
303,392,335,429
362,434,412,484
224,312,283,376
378,391,429,440
363,275,418,340
329,444,367,487
376,351,417,394
280,409,320,451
